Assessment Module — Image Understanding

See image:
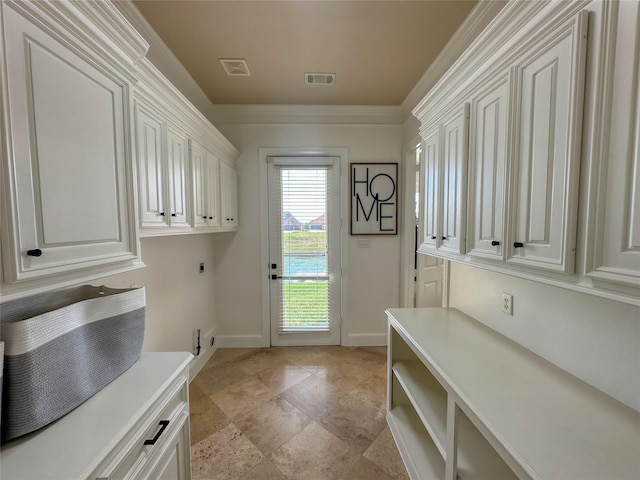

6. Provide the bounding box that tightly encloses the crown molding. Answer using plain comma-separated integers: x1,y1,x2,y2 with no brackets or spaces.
135,60,239,161
208,104,405,125
412,0,590,123
401,0,508,118
4,0,149,81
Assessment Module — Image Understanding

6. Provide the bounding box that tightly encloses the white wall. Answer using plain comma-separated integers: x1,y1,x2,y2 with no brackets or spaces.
448,262,640,411
93,234,218,365
212,122,404,346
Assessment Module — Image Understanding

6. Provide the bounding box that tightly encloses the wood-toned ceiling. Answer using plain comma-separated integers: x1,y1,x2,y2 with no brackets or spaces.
133,0,477,106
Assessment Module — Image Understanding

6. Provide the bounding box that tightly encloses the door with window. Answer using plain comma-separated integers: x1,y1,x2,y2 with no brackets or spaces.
267,157,341,346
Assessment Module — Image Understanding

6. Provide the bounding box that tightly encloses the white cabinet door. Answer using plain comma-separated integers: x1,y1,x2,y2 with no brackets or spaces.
585,1,640,291
166,127,190,228
420,128,440,250
220,162,238,227
507,12,588,273
206,154,220,227
440,104,469,255
190,142,208,228
1,5,138,283
136,107,169,229
467,75,510,260
144,411,191,480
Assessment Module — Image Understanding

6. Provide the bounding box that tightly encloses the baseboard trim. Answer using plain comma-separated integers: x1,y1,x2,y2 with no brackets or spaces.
342,333,388,347
215,334,266,348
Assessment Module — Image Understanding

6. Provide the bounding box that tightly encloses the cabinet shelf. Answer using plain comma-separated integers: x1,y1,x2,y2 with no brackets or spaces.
392,361,447,458
387,405,445,480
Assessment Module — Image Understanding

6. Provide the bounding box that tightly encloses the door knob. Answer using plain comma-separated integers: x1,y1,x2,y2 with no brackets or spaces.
26,249,42,257
491,241,501,246
514,242,524,248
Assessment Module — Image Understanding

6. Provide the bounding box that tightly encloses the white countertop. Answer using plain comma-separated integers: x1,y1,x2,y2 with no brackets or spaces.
387,308,640,480
1,351,192,480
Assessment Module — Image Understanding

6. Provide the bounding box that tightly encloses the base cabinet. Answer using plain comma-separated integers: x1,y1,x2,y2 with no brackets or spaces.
387,308,640,480
0,352,193,480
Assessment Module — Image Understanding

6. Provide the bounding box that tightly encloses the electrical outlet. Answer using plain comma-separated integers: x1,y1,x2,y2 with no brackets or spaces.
502,293,513,316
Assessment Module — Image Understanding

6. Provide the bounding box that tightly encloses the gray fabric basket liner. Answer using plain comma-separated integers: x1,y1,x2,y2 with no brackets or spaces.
0,285,145,443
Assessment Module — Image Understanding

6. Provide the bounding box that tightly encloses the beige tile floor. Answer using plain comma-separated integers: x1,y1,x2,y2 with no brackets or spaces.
189,346,409,480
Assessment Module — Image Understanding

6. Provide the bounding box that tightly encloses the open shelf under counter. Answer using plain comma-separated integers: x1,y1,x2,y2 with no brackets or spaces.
392,361,447,457
386,307,640,480
387,404,445,480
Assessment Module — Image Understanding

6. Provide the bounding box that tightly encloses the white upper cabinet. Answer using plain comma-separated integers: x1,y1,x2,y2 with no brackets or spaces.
467,75,510,260
220,161,239,227
418,105,469,257
440,104,469,255
191,141,220,228
136,107,168,228
413,2,640,303
584,0,640,292
421,128,440,250
507,11,588,274
0,1,146,291
135,104,190,232
166,127,191,228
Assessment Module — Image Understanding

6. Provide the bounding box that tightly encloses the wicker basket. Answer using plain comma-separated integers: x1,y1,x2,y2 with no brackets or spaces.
0,285,145,443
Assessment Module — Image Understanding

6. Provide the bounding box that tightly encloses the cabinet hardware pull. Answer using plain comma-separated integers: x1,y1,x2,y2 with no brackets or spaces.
159,212,165,216
26,249,42,257
171,213,177,217
431,236,436,240
144,420,170,446
491,241,501,246
442,237,447,240
209,217,213,220
514,242,524,248
202,216,207,219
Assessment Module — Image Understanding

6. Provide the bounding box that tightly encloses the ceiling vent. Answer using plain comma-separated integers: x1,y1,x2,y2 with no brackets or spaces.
219,58,251,76
305,73,335,85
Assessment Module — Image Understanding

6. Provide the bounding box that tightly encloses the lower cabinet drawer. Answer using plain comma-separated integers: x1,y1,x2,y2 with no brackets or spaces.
140,409,191,480
94,377,188,480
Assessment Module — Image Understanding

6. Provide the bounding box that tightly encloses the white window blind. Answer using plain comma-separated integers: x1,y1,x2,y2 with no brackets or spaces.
277,167,331,332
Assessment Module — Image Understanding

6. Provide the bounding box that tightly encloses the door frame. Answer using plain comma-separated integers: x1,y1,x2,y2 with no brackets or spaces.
259,147,349,347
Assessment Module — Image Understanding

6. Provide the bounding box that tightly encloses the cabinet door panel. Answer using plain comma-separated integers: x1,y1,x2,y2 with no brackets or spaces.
421,128,440,250
136,108,168,228
1,6,137,282
468,77,510,259
190,142,208,228
206,155,220,226
586,1,640,289
509,13,587,273
440,105,469,255
167,128,190,228
220,161,238,227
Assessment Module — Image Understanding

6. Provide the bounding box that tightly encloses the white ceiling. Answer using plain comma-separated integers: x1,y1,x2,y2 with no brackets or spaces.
132,0,477,106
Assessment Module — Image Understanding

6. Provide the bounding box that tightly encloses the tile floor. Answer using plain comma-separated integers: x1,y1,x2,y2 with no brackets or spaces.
189,346,409,480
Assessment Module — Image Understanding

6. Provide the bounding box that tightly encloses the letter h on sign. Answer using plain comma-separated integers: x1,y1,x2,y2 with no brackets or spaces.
350,163,398,235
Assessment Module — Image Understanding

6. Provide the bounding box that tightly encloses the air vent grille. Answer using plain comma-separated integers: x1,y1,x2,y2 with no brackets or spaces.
305,73,335,85
219,58,251,76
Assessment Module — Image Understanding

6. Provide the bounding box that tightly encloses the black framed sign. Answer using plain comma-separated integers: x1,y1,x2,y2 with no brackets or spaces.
350,163,398,235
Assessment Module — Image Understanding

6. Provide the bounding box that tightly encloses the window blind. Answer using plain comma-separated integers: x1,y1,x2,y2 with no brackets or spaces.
277,167,331,332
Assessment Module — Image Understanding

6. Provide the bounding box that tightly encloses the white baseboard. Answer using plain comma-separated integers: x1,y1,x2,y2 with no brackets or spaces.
215,334,266,348
188,326,217,381
342,333,388,347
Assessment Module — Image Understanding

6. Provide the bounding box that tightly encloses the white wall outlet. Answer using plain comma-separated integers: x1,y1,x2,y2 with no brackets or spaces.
357,238,371,248
502,293,513,316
